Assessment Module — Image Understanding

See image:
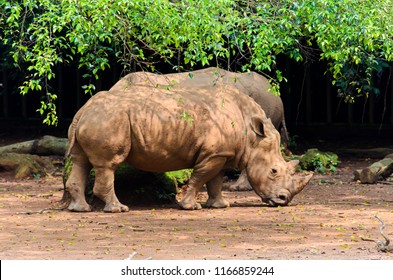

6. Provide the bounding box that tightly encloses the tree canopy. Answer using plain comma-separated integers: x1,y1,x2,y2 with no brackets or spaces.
1,0,392,125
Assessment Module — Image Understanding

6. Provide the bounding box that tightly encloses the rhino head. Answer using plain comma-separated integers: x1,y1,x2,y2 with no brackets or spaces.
245,117,313,206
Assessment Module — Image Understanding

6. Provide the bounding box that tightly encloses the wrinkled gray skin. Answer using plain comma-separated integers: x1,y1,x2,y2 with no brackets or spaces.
66,69,312,212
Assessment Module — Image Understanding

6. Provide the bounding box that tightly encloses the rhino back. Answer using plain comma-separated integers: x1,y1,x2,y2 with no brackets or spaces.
82,85,264,173
111,68,283,128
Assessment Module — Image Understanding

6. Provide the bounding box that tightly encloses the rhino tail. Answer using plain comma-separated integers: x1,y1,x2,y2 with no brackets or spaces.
65,115,80,158
280,118,290,148
65,93,101,157
65,99,91,157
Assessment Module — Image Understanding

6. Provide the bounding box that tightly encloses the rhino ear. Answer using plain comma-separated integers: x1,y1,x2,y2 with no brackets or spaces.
251,116,276,138
250,117,266,137
287,160,299,174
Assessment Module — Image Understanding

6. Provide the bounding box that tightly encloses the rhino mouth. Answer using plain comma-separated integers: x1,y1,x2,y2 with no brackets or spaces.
262,195,290,207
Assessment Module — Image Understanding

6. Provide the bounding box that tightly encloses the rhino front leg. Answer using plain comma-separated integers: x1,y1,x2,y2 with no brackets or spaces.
178,157,226,210
178,184,203,210
206,171,230,208
93,167,129,213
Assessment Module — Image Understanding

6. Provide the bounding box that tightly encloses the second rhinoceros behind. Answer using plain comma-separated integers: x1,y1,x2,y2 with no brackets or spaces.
66,71,312,212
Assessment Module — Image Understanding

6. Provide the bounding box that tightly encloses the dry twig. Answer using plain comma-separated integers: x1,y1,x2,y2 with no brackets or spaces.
16,207,66,215
361,215,393,252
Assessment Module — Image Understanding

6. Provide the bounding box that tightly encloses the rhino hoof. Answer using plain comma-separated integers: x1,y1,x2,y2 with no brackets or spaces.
68,201,92,212
206,198,230,208
103,203,129,213
178,201,202,210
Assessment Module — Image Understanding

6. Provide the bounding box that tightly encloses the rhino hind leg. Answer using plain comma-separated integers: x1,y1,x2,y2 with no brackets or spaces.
67,162,92,212
205,171,229,208
66,144,92,212
228,170,253,191
93,167,129,213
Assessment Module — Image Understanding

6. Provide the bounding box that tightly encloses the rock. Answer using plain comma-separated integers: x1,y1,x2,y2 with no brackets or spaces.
0,152,55,179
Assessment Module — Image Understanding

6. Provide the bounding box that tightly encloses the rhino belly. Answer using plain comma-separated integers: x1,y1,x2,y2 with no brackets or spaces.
125,150,195,173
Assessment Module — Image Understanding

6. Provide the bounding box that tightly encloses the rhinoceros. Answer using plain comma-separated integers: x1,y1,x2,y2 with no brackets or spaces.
110,68,290,192
66,69,312,212
110,67,289,144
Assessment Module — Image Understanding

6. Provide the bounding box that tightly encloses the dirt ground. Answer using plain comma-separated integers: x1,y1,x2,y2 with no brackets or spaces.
0,137,393,260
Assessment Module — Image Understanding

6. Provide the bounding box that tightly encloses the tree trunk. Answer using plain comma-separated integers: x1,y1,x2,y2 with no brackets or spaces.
353,154,393,183
0,135,68,156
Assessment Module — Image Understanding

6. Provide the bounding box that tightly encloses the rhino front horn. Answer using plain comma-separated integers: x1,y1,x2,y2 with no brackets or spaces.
294,173,313,195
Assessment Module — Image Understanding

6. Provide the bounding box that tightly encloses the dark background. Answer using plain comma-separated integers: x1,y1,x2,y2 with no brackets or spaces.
1,57,393,143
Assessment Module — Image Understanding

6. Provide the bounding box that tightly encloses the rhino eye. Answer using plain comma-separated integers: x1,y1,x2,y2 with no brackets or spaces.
271,168,277,174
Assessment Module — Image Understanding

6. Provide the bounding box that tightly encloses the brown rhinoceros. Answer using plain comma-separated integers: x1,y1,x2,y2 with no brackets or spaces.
66,70,312,213
110,68,290,192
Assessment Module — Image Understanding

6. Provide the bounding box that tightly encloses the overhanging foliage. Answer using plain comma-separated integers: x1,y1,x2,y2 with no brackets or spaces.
1,0,392,125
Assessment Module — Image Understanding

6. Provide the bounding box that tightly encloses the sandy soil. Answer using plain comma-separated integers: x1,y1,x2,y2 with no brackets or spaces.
1,148,393,260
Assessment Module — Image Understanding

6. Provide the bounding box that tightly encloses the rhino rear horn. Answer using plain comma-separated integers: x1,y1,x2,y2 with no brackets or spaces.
294,173,313,195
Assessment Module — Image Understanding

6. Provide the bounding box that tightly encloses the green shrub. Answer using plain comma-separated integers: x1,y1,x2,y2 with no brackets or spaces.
298,148,339,173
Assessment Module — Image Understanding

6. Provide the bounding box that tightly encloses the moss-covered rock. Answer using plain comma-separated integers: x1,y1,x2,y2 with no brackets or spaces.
0,152,54,179
298,148,339,173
